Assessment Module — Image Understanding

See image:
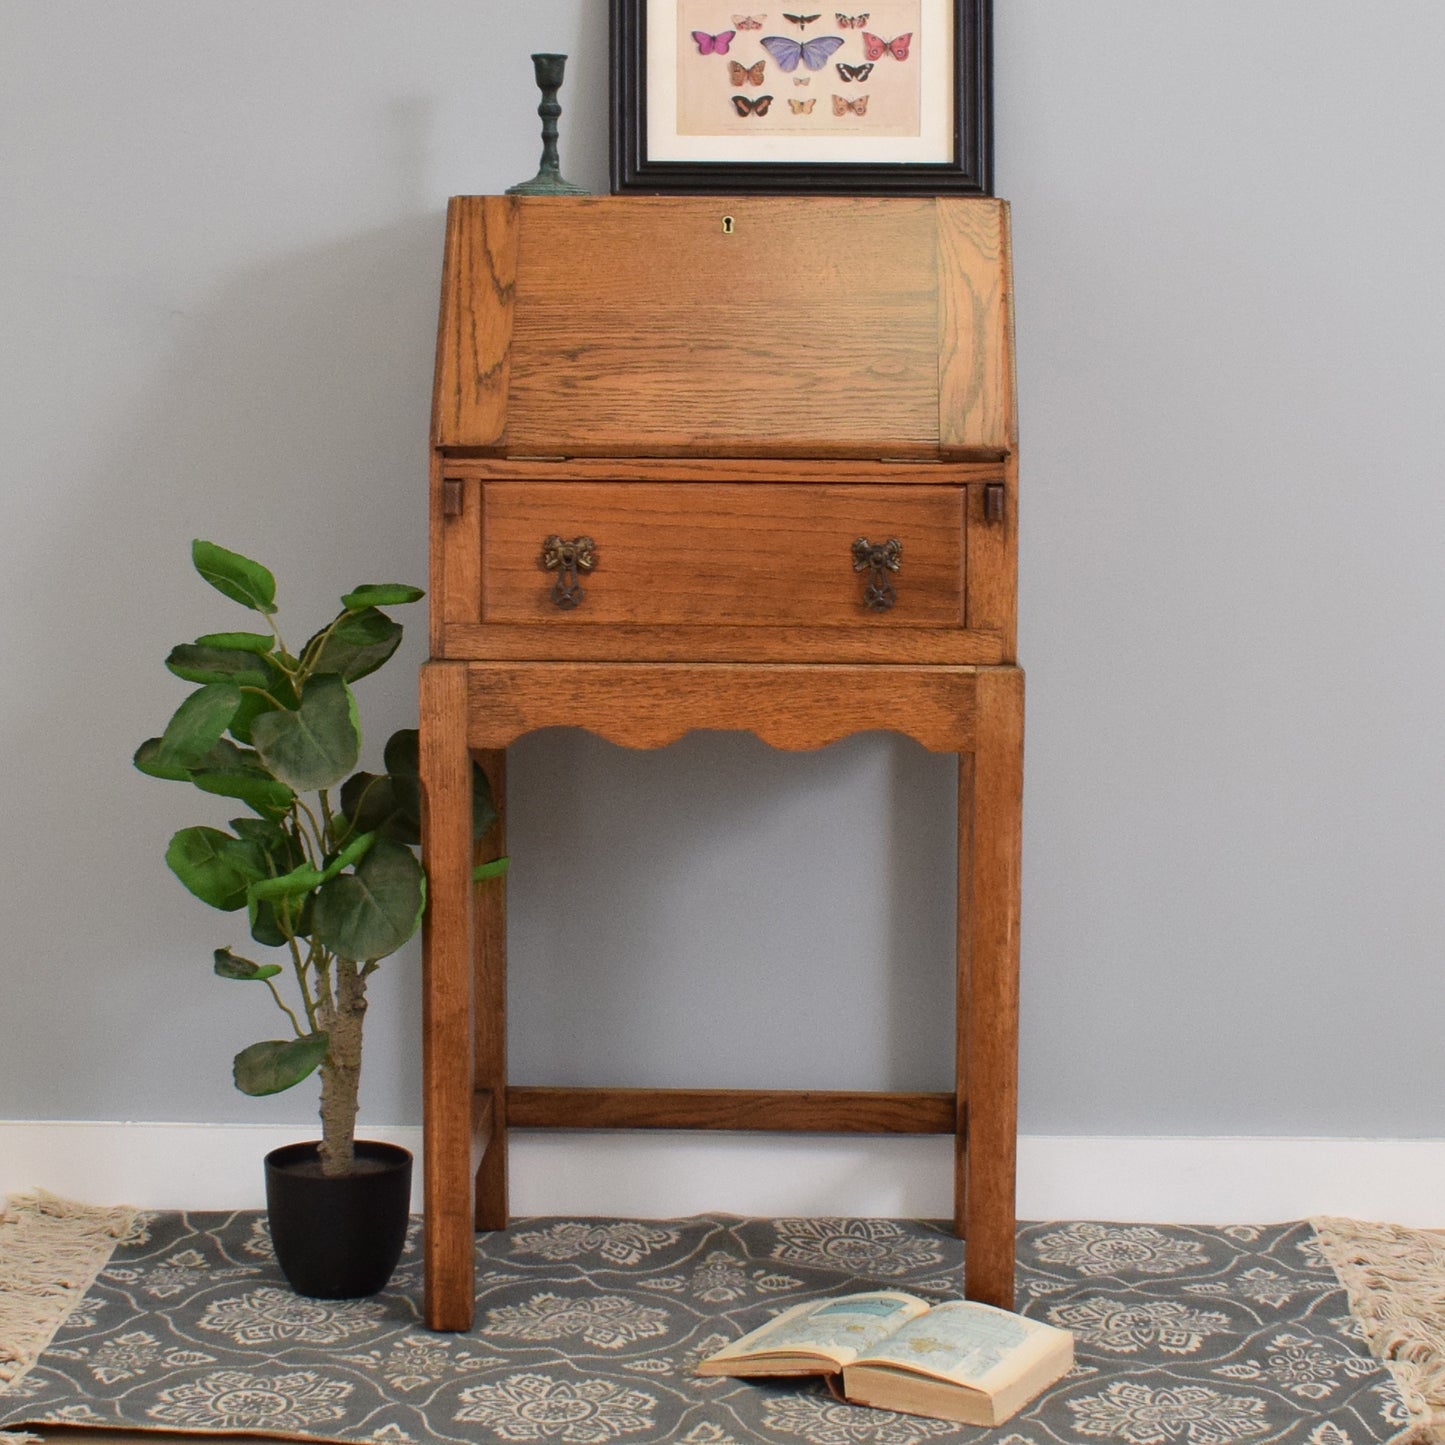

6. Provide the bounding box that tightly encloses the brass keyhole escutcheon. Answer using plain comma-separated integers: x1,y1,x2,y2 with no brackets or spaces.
722,215,735,234
540,535,597,609
852,537,902,612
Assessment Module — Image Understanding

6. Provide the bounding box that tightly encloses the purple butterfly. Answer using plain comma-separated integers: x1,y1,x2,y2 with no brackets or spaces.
692,29,737,54
759,33,843,71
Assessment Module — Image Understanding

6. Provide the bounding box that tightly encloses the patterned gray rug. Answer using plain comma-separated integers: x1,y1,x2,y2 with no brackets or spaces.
0,1212,1413,1444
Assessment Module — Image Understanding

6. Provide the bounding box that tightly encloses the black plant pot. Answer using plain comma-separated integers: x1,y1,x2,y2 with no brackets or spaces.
264,1139,412,1299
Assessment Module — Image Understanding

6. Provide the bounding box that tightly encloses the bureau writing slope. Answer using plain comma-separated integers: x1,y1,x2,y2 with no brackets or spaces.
421,196,1020,1332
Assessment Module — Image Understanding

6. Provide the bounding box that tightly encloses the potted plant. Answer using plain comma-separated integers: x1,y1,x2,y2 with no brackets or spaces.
135,540,502,1298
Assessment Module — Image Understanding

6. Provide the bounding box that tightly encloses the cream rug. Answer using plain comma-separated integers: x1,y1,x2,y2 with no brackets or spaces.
0,1192,138,1388
0,1191,139,1444
1313,1216,1445,1444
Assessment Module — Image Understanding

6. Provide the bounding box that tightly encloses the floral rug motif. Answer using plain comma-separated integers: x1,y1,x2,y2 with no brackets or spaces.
0,1213,1412,1444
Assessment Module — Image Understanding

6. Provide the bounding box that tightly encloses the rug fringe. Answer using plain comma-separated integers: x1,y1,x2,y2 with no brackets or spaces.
0,1190,137,1389
1313,1215,1445,1444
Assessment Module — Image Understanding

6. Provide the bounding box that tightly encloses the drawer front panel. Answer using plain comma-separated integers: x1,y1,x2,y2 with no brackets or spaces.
480,483,964,628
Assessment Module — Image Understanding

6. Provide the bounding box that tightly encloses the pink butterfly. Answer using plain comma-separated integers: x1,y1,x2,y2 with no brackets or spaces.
860,31,911,61
692,29,737,54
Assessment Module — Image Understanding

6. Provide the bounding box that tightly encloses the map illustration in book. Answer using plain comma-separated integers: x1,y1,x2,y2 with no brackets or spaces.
696,1290,1073,1426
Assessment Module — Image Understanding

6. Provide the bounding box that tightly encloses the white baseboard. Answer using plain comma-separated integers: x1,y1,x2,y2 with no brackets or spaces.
3,1122,1443,1226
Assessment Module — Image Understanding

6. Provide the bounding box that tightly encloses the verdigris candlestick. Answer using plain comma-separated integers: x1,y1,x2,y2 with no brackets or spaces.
507,53,587,196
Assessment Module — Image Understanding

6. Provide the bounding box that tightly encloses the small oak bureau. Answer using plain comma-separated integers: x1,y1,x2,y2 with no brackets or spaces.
420,195,1021,1331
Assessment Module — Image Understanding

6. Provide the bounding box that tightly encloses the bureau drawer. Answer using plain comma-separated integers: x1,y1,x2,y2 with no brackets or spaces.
478,483,964,627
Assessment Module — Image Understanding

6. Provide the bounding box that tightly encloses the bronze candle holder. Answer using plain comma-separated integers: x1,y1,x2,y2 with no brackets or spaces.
507,53,587,196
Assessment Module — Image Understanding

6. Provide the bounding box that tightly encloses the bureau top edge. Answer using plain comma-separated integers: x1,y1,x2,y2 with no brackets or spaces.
431,454,1010,483
431,194,1016,462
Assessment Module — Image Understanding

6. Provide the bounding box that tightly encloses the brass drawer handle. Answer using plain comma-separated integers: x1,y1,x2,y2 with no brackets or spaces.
540,535,597,609
852,537,902,612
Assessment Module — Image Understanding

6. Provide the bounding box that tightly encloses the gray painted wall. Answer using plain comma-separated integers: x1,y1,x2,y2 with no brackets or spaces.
3,2,1442,1137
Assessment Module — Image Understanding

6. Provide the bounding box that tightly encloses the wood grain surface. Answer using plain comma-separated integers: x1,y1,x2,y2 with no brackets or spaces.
957,665,1023,1308
462,662,979,753
418,662,478,1331
438,620,1007,666
432,195,516,451
480,482,964,628
508,1087,955,1134
505,196,940,459
471,748,508,1234
444,456,1005,484
937,199,1014,458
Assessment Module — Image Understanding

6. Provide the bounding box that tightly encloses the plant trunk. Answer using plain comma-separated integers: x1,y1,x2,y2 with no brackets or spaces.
317,960,367,1176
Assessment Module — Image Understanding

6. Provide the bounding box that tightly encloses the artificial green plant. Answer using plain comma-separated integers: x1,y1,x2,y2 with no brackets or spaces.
135,540,502,1176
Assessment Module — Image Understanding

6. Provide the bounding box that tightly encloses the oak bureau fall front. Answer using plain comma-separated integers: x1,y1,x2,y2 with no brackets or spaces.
420,194,1022,1331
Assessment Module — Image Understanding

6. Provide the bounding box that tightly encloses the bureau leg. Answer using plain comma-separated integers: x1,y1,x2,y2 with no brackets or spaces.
958,666,1023,1310
420,662,477,1331
473,748,509,1231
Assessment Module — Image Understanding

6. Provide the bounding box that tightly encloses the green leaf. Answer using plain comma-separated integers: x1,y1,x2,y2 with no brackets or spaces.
229,816,291,853
133,737,191,782
339,770,416,845
313,838,426,962
226,656,296,746
304,607,403,683
213,947,283,982
472,856,510,882
165,827,266,911
341,584,424,610
321,830,376,882
249,863,326,904
165,645,271,688
383,730,419,776
233,1033,329,1096
244,827,374,903
248,891,313,948
192,540,277,615
194,631,274,653
188,739,295,816
229,818,309,942
382,728,498,843
380,731,422,836
152,684,242,771
250,673,360,792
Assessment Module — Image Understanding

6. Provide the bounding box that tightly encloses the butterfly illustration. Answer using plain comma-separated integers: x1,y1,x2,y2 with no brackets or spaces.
860,31,911,60
832,92,869,115
729,59,767,85
793,76,812,85
835,11,869,26
783,11,822,25
835,61,874,81
760,33,844,70
731,93,774,116
789,97,816,113
732,13,766,26
691,29,736,54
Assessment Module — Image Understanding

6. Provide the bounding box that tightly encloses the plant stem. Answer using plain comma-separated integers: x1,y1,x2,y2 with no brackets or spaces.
294,798,327,860
317,958,367,1176
264,977,306,1038
298,609,356,676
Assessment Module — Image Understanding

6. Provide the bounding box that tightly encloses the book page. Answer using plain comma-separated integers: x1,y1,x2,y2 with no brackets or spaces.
705,1292,929,1368
854,1301,1056,1387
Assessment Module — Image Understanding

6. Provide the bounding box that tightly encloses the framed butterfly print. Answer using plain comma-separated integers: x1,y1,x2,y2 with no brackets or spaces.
610,0,990,194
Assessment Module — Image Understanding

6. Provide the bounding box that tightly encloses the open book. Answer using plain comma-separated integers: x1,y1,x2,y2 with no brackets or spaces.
696,1290,1073,1426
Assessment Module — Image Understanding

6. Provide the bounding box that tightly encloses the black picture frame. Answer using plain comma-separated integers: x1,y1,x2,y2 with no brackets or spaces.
610,0,991,195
